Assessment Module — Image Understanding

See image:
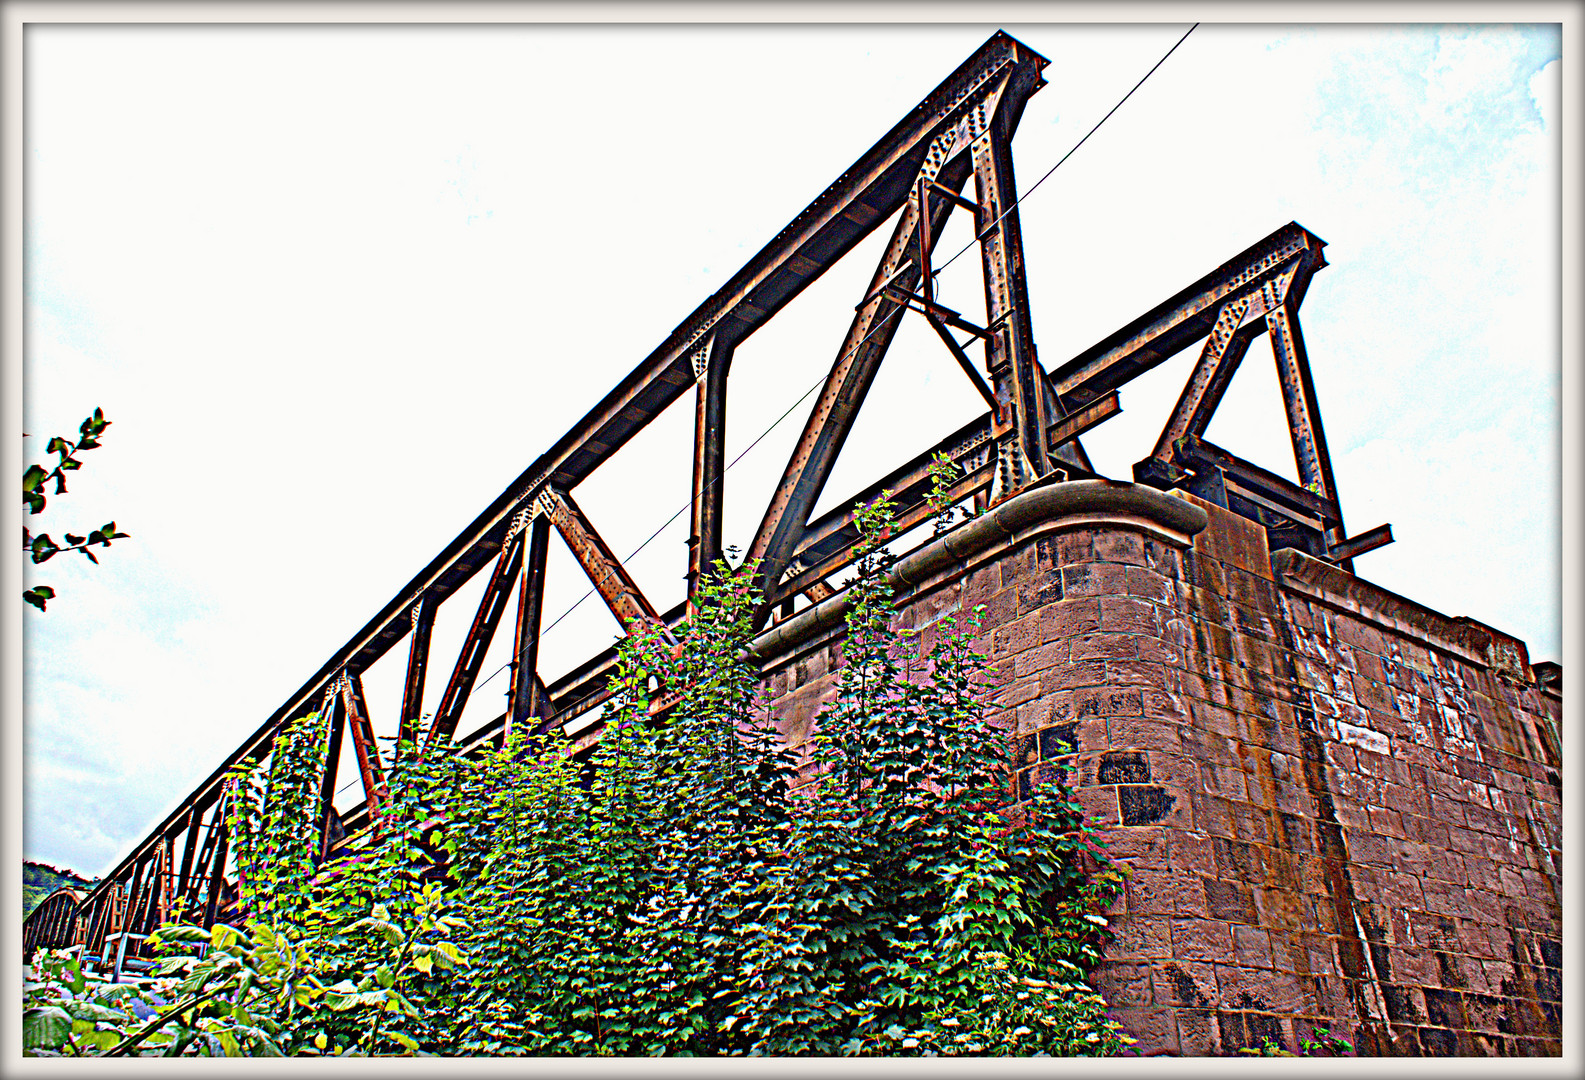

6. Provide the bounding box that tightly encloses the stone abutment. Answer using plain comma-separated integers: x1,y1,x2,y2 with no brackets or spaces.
750,480,1562,1056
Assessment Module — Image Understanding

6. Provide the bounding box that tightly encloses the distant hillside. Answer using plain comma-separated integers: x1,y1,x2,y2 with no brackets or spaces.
23,861,95,921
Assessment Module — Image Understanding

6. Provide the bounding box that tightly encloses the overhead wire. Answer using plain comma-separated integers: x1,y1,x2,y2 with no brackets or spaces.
383,25,1201,736
934,22,1199,278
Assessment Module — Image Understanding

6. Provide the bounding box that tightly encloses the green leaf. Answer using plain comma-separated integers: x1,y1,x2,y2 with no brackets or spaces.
31,535,59,564
23,464,48,492
23,1007,73,1050
23,586,54,611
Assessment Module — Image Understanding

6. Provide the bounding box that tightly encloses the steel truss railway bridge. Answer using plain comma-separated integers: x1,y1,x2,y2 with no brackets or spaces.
33,32,1391,973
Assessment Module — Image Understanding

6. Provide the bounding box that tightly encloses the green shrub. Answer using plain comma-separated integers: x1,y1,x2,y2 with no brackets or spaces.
25,498,1129,1056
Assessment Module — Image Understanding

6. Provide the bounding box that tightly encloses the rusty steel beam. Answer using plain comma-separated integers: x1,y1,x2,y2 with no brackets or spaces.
971,58,1050,495
427,531,527,749
1141,271,1298,471
687,335,733,599
202,814,230,928
1329,523,1394,563
1053,223,1327,413
803,579,837,604
316,688,347,858
146,839,172,935
170,801,204,922
341,673,388,818
1174,434,1340,527
540,487,661,633
1265,296,1342,534
399,594,437,752
1047,391,1122,453
746,144,975,607
508,515,553,738
123,855,154,943
187,804,226,919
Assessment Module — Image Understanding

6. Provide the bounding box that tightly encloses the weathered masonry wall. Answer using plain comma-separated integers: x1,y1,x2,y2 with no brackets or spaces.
754,481,1562,1057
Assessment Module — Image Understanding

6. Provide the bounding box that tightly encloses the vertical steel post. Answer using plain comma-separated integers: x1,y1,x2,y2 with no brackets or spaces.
399,594,436,753
972,89,1048,495
203,821,229,929
172,801,204,921
688,336,733,602
507,514,552,738
1266,297,1346,553
316,694,347,859
182,801,223,919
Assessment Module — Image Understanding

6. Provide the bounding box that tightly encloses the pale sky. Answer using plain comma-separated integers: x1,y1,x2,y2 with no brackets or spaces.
17,20,1564,877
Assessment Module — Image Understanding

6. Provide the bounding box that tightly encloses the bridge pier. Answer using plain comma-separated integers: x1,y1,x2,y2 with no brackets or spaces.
752,480,1562,1057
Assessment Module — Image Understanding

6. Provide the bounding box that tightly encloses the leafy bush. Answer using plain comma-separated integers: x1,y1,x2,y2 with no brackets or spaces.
25,498,1129,1056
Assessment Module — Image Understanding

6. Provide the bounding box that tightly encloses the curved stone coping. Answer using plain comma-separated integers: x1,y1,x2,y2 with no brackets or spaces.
747,479,1209,662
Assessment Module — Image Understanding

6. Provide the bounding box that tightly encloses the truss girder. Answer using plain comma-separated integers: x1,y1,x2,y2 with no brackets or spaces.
72,35,1052,929
68,32,1372,954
